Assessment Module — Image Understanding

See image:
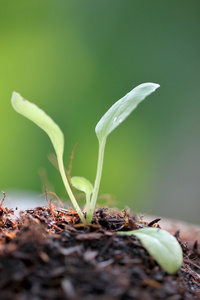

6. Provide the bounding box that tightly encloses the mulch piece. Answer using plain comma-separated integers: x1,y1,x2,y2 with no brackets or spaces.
0,205,199,300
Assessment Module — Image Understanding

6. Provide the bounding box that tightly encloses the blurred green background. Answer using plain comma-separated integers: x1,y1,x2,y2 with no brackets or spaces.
0,0,200,223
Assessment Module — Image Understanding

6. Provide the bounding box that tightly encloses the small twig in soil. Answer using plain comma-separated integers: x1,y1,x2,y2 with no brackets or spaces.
0,191,6,207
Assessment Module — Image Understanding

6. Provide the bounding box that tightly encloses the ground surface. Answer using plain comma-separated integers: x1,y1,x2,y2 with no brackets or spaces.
0,205,200,300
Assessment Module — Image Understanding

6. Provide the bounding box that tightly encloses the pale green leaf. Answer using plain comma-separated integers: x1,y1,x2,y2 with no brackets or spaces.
117,227,183,274
11,92,64,158
71,176,94,196
95,83,160,141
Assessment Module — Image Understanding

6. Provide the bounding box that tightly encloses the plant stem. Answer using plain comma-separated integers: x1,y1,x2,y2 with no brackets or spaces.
86,194,93,223
89,138,106,222
57,156,86,223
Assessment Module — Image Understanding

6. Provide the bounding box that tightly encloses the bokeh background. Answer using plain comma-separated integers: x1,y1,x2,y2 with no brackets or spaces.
0,0,200,224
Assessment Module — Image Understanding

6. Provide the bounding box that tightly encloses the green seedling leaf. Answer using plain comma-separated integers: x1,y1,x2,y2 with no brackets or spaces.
11,92,85,223
11,92,64,158
71,176,93,196
95,82,160,141
117,227,183,274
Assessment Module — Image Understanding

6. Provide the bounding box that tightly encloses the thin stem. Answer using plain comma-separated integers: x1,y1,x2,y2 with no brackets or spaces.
89,138,106,221
57,156,86,223
86,194,93,223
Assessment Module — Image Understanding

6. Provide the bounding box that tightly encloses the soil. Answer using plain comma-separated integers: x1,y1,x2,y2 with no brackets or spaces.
0,204,199,300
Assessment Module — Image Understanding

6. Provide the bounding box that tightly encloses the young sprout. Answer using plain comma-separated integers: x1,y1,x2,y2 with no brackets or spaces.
11,92,86,223
11,82,159,223
90,83,160,221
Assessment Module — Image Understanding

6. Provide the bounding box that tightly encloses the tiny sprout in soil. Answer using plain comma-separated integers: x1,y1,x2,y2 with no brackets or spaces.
11,83,183,274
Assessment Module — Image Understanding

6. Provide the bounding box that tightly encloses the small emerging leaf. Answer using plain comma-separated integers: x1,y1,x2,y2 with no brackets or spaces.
71,176,94,196
95,83,160,141
11,92,64,158
117,227,183,274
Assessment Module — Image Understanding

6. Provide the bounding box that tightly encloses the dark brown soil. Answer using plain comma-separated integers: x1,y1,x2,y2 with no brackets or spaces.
0,205,199,300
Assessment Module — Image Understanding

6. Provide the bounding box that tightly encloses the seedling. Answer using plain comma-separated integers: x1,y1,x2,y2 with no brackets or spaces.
11,83,159,222
11,82,183,274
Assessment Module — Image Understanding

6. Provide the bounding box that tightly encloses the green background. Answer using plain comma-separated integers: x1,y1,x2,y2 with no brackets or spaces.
1,1,200,223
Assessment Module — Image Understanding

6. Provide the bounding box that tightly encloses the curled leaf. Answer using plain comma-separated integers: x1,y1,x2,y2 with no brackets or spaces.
117,227,183,274
71,176,94,222
71,176,93,196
